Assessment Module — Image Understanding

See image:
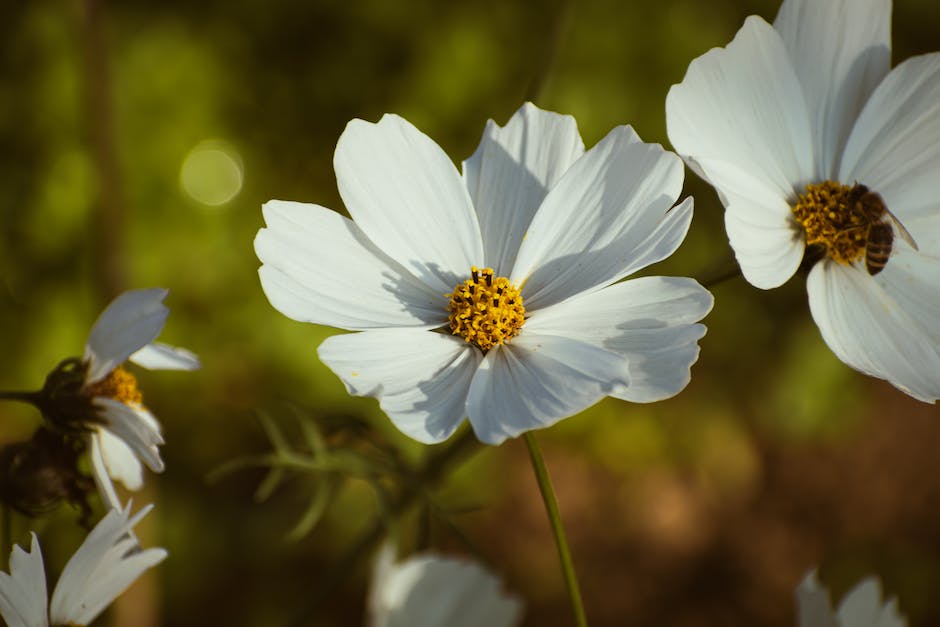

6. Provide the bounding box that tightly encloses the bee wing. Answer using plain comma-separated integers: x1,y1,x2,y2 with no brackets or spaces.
885,208,919,251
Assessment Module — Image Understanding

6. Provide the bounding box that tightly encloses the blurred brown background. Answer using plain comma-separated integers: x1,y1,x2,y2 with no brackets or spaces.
1,0,939,625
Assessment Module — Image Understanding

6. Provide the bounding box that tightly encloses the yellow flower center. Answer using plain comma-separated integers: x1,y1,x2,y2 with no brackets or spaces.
447,267,526,352
85,365,144,406
791,180,869,266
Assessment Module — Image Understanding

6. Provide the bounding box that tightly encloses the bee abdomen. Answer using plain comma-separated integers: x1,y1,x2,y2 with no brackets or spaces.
865,223,894,275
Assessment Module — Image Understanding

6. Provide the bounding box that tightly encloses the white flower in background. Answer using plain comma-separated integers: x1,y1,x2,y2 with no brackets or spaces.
256,103,712,445
0,503,167,627
368,546,522,627
75,289,199,509
666,0,940,401
796,571,907,627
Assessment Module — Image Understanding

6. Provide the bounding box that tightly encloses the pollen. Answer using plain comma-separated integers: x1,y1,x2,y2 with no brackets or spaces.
792,180,867,265
85,366,144,407
447,267,526,352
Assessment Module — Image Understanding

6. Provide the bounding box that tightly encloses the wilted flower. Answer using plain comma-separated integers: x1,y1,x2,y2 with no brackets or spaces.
37,289,199,509
367,546,522,627
796,570,906,627
256,103,712,445
666,0,940,401
0,427,94,525
0,503,167,627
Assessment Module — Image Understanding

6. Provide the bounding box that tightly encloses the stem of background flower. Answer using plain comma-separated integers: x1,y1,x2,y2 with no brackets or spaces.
0,390,41,405
1,504,11,569
524,431,588,627
697,260,743,289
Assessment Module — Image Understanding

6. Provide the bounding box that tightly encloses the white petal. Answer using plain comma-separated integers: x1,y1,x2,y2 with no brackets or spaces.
713,168,805,289
837,578,906,627
526,277,713,403
89,433,122,511
666,15,815,206
807,261,940,402
93,399,165,472
876,217,940,347
511,125,691,310
256,200,445,330
0,534,49,627
369,550,523,627
317,330,481,443
840,53,940,223
773,0,891,177
95,428,145,491
84,289,170,384
129,342,200,371
795,571,838,627
334,115,484,294
466,334,629,445
463,102,585,275
51,504,167,626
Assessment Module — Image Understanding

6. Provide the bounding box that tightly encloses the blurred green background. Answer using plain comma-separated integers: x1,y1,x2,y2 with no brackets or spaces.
1,0,939,625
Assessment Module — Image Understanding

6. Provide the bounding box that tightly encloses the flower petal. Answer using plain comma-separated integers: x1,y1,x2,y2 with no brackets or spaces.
0,534,49,627
807,261,940,402
256,200,445,330
368,548,523,627
463,102,585,275
334,115,484,294
88,433,121,511
773,0,891,177
51,503,167,627
511,125,690,310
129,342,200,371
837,578,906,627
466,334,629,445
95,428,145,491
84,288,170,384
526,277,712,403
840,52,940,222
713,166,805,288
317,330,481,443
876,216,940,347
666,15,815,206
93,399,165,472
795,571,837,627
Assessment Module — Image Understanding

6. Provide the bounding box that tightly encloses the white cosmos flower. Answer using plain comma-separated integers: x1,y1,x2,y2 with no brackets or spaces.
666,0,940,401
367,545,522,627
796,571,907,627
256,103,712,445
0,502,167,627
80,289,200,509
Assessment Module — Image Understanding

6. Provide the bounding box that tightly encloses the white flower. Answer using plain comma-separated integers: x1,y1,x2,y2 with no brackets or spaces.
0,502,167,627
256,103,712,445
666,0,940,401
80,288,200,509
367,545,522,627
796,571,907,627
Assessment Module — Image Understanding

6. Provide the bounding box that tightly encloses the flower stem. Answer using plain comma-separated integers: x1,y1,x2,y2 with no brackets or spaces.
524,431,588,627
1,505,11,569
0,390,41,405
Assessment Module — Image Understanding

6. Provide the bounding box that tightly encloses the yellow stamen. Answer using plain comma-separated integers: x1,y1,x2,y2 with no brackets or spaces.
85,365,144,407
792,181,867,265
447,267,526,352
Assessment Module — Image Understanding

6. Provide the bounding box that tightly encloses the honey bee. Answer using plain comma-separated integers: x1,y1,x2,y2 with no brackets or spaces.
846,184,919,275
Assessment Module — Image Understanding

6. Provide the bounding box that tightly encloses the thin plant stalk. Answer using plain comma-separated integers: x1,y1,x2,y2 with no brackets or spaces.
524,431,588,627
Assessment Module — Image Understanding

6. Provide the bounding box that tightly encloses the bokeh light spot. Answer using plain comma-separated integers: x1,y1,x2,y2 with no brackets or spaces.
179,140,243,207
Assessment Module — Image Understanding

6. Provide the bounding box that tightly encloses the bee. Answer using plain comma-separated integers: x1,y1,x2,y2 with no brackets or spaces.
845,184,918,275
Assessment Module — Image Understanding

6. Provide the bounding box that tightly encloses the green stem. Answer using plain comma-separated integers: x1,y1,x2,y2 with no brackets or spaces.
524,431,588,627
